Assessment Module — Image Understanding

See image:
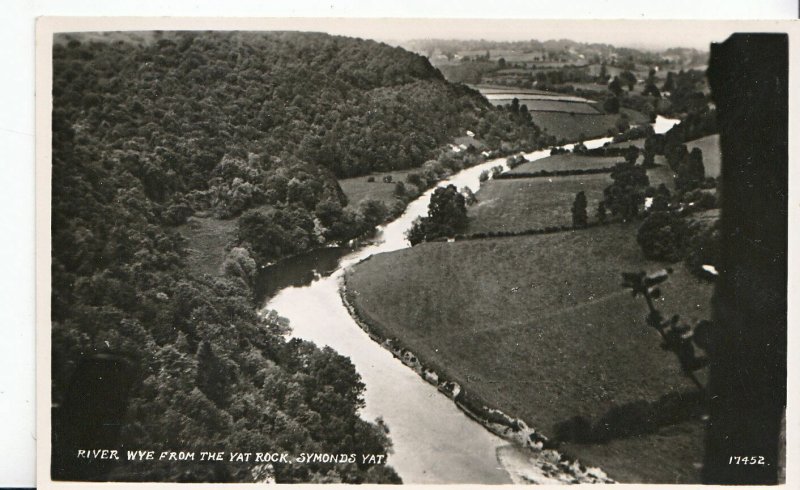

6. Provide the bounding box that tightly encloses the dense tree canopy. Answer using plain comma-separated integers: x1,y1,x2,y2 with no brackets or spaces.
49,30,551,483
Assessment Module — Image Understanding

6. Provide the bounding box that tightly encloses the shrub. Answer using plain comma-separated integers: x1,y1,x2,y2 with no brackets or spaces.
637,211,690,262
220,246,257,286
685,219,721,278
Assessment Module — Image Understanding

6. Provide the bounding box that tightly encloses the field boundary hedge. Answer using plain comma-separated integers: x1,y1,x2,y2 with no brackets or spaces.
498,167,615,179
457,221,608,241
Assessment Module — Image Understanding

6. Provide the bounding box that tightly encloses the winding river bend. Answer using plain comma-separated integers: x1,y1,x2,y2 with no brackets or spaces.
262,116,679,483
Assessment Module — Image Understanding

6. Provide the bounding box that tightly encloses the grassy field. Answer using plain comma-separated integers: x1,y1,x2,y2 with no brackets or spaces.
490,99,600,114
471,85,554,96
507,154,621,174
686,134,721,177
568,82,617,93
610,134,721,178
176,215,238,276
469,166,675,233
346,224,712,482
531,108,650,143
339,169,419,209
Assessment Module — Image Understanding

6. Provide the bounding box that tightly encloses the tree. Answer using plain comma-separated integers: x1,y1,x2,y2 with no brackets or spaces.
220,247,257,287
608,76,623,97
620,70,637,91
571,191,588,228
461,186,477,206
196,339,231,407
620,269,707,391
405,184,468,245
603,95,620,114
666,143,688,172
597,200,608,224
675,147,705,192
651,183,672,212
662,71,676,92
358,199,388,230
598,62,608,83
603,161,650,220
624,145,640,165
637,211,690,262
644,133,665,156
643,81,661,98
642,147,656,168
238,206,314,263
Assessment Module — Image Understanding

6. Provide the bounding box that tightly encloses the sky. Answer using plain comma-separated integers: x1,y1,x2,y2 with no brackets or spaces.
41,17,796,52
127,18,785,52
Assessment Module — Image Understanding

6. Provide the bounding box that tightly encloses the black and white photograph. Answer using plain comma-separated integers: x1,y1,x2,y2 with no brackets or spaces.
36,16,793,487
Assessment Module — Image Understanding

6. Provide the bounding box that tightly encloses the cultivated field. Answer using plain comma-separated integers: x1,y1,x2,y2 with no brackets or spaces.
531,109,650,142
345,224,712,483
468,166,675,233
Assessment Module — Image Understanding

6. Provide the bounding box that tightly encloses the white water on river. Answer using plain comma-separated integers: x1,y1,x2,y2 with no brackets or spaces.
263,116,679,483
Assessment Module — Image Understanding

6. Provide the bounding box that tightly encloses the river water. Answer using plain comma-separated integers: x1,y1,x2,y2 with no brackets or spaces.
262,116,679,484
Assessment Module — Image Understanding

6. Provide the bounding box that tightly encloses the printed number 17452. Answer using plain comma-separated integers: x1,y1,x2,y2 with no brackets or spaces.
729,456,766,465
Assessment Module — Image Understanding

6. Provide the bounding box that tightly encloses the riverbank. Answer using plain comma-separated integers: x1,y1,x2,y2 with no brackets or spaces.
261,119,682,483
343,224,712,483
339,274,614,484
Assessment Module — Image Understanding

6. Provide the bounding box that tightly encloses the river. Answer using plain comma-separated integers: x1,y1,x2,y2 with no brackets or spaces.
262,116,680,484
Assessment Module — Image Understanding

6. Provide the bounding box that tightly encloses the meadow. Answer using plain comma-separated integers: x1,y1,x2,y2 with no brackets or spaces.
507,154,621,174
468,165,675,233
345,223,712,483
339,169,419,210
531,108,650,142
491,99,600,114
177,215,238,276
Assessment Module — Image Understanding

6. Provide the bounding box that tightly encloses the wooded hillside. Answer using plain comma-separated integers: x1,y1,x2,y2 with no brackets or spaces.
50,31,544,483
